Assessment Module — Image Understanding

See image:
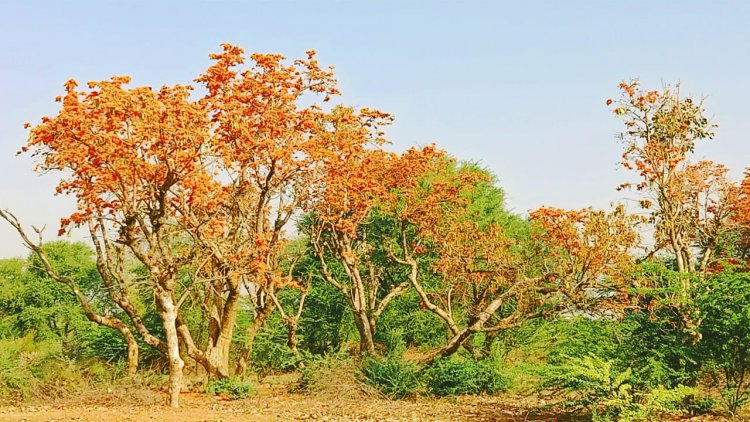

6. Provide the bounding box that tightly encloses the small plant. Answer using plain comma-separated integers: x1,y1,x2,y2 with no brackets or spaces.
543,353,698,421
422,356,511,396
298,350,352,391
360,356,420,399
613,385,697,421
205,377,253,400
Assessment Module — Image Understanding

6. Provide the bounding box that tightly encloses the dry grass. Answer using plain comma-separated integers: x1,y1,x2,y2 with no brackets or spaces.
0,370,740,421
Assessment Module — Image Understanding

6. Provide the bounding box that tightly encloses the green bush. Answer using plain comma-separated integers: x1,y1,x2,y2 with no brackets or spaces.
614,385,697,422
360,356,421,399
0,334,123,402
298,281,353,355
543,352,697,421
375,292,451,351
422,356,511,396
0,335,62,400
698,267,750,414
205,377,253,400
298,350,350,391
251,313,301,374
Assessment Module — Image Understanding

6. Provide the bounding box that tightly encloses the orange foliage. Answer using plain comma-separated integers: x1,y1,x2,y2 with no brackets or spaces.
26,77,211,237
529,205,641,293
734,169,750,258
609,81,739,273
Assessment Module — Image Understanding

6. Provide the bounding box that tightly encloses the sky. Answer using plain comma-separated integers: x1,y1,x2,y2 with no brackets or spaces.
1,1,749,258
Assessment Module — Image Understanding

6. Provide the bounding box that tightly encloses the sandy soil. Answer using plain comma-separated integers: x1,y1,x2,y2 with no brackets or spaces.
0,379,556,422
0,394,548,421
0,375,733,421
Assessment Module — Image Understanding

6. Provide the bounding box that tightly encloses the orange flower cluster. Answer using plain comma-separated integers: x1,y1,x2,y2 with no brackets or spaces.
529,205,641,293
21,44,388,291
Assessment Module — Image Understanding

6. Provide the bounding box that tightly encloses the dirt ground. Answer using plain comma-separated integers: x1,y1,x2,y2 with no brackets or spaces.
0,391,549,421
0,374,735,421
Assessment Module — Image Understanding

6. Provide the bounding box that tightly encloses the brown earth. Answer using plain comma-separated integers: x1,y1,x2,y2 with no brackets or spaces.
0,389,545,421
0,373,735,421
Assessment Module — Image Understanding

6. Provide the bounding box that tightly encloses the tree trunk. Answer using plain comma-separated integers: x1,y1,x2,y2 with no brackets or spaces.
157,291,184,408
235,299,275,377
419,296,508,366
205,342,231,380
286,319,299,354
204,284,241,380
353,308,376,355
120,327,139,377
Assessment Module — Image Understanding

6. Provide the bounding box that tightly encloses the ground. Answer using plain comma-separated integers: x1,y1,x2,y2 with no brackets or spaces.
0,373,735,421
0,387,542,421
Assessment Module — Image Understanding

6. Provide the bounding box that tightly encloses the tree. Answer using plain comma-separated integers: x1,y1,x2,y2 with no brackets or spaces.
0,212,141,377
0,243,97,345
609,81,739,342
408,202,640,365
303,107,407,355
698,267,750,414
176,44,341,378
15,75,214,406
733,169,750,259
10,44,392,406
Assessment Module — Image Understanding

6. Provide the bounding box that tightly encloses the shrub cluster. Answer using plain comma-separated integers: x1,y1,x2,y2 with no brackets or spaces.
359,355,511,399
205,377,253,400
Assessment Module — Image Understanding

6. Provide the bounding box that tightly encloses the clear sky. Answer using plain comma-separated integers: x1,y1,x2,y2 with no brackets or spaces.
1,1,749,258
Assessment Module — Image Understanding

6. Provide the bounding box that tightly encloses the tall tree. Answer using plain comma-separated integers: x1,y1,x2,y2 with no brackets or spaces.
733,169,750,259
384,158,641,363
178,44,341,378
609,81,739,342
9,44,394,405
303,107,404,354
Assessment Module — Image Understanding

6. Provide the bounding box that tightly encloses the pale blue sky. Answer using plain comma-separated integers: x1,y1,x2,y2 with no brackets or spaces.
1,1,749,257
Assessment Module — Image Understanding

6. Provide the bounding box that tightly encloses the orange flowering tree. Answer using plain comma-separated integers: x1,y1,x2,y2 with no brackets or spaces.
302,107,406,355
386,160,641,363
734,169,750,260
528,205,642,304
176,44,341,377
609,81,740,342
16,76,210,407
608,81,737,273
7,44,387,406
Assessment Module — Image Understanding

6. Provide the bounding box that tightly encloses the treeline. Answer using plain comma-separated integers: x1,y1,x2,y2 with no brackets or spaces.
1,45,750,419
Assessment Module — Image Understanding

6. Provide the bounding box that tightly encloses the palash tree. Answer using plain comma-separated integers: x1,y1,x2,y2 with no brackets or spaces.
302,107,407,355
380,156,642,364
5,44,388,407
609,81,740,342
733,169,750,259
178,44,342,378
8,77,210,406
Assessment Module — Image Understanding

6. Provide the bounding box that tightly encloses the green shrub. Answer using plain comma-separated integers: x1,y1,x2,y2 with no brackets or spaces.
375,292,451,351
0,334,123,402
0,335,61,400
614,385,697,422
543,353,697,421
689,396,718,415
205,377,253,400
298,281,353,355
360,356,420,399
422,356,511,396
698,267,750,414
251,313,301,375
